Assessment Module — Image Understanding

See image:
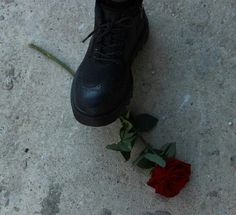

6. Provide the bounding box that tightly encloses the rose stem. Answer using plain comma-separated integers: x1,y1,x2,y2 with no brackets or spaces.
137,133,156,154
29,43,75,77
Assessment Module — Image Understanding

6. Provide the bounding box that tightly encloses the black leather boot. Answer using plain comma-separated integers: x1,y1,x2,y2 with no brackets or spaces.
71,0,149,126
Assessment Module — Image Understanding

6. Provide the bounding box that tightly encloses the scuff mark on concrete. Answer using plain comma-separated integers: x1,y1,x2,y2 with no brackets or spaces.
143,211,172,215
178,94,191,112
40,183,62,215
207,190,219,198
230,155,236,168
99,208,112,215
0,185,10,208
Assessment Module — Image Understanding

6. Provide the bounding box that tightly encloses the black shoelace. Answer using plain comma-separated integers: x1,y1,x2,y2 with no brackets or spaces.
82,17,133,64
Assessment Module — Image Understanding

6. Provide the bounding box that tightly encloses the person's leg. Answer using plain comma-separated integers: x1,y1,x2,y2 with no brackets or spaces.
104,0,141,6
107,0,135,3
71,0,148,126
111,0,130,2
102,0,142,9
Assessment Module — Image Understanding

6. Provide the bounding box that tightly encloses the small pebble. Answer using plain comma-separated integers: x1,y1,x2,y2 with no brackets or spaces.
5,67,15,77
79,23,85,31
228,121,233,126
13,207,20,212
230,155,236,168
143,211,172,215
99,208,112,215
4,0,15,4
2,77,13,90
207,190,219,197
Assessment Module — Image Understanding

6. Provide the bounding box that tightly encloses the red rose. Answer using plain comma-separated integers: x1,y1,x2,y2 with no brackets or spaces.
147,158,191,197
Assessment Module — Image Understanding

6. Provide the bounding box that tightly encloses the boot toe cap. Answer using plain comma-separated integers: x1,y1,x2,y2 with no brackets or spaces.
72,80,115,116
70,63,132,124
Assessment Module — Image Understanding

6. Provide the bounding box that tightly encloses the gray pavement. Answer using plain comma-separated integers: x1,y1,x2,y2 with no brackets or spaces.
0,0,236,214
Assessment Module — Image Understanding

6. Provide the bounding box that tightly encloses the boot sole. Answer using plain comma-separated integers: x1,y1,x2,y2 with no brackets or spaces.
71,25,149,127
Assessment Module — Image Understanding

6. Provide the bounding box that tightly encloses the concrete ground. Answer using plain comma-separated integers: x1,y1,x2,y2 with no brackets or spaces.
0,0,236,214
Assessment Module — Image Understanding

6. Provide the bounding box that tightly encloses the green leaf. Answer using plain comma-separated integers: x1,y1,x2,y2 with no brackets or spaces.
160,143,176,158
120,111,131,121
106,143,131,161
119,116,135,139
106,141,132,152
133,114,158,132
119,114,138,156
133,153,155,169
120,124,128,138
136,157,156,169
144,153,166,168
153,149,163,155
108,112,138,161
121,151,131,161
120,116,133,129
121,130,136,141
133,148,156,169
106,144,121,152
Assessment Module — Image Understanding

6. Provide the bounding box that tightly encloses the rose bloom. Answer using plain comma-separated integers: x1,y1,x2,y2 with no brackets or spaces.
147,158,191,197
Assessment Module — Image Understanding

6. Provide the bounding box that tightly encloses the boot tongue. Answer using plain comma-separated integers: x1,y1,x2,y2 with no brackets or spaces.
98,4,123,58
